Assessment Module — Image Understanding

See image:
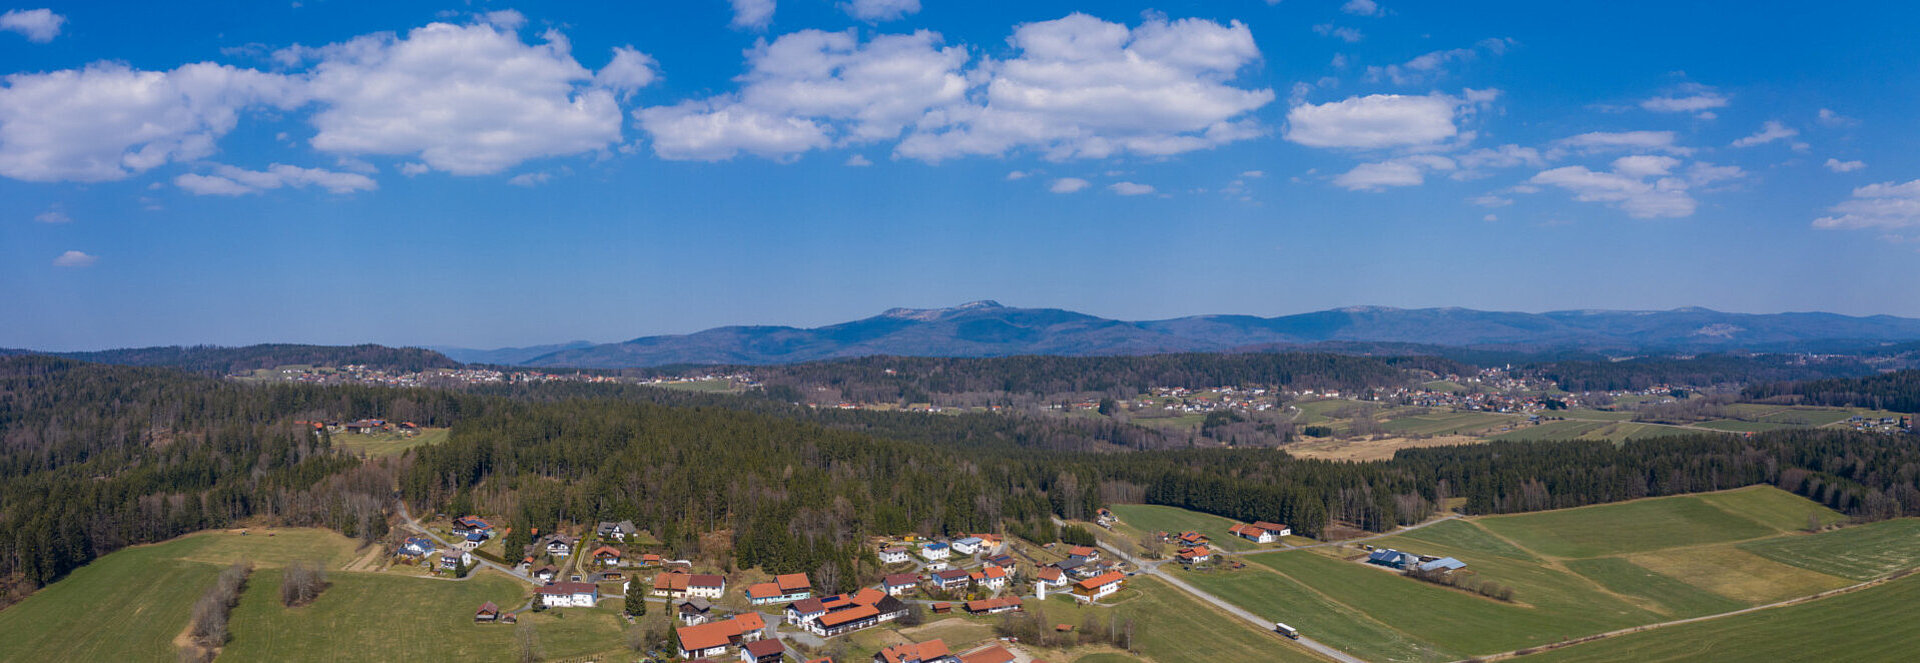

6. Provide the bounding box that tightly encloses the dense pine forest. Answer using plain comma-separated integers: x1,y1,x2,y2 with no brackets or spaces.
1522,354,1876,392
1745,369,1920,412
5,353,1920,609
0,343,459,376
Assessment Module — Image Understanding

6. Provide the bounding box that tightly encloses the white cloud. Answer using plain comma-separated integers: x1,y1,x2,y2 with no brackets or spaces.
0,62,300,182
174,163,377,195
1333,154,1455,191
1825,158,1865,173
1241,169,1265,178
1454,144,1543,170
841,0,920,22
1554,130,1692,156
1313,24,1362,42
1731,120,1797,148
594,46,659,100
34,206,71,223
730,0,776,30
638,29,966,160
1285,91,1484,149
1050,177,1089,193
399,162,430,176
1471,193,1512,207
1813,180,1920,230
1109,181,1155,195
52,250,96,267
293,20,637,175
1005,170,1030,180
0,8,64,43
1528,155,1739,219
844,154,872,166
507,172,552,186
1817,108,1858,128
896,14,1274,161
481,10,527,31
1640,92,1726,114
1365,39,1510,86
1342,0,1384,17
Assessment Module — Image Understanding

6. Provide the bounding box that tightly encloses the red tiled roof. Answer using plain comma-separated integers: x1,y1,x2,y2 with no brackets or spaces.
959,645,1017,663
790,598,827,614
653,572,689,591
733,612,765,631
963,596,1023,613
591,545,621,558
850,587,885,605
676,620,738,651
689,573,724,588
878,639,951,663
1037,567,1063,582
1075,571,1125,591
1067,545,1096,557
776,573,811,591
817,604,879,627
746,582,782,599
1253,521,1289,532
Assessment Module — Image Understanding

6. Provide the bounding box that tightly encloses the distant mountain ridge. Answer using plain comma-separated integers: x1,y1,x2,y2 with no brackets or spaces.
511,302,1920,368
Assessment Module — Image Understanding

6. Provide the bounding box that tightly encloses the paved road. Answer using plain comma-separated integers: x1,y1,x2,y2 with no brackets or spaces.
395,500,539,585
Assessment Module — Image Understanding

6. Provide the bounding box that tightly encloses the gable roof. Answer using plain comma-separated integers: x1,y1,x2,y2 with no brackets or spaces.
963,596,1023,613
958,644,1017,663
654,572,690,591
789,597,827,614
877,639,951,663
591,545,622,558
776,573,811,591
1252,521,1290,532
677,613,763,651
1037,567,1064,582
1075,570,1125,591
688,573,725,588
536,582,598,596
850,587,885,605
733,611,765,631
883,573,920,586
746,582,783,600
1067,545,1096,557
817,603,879,627
743,639,786,657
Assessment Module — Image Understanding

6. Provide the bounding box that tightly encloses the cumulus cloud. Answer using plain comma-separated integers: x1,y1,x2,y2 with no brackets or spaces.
507,172,552,186
1813,180,1920,230
1049,177,1089,193
1005,170,1030,180
1342,0,1384,17
896,13,1274,161
1365,39,1511,86
594,46,659,100
1285,91,1490,149
1554,130,1692,156
1731,120,1798,147
34,206,71,223
1109,181,1155,195
1454,144,1543,170
844,154,872,166
1817,108,1858,128
1470,193,1513,207
291,20,638,175
1313,24,1362,42
638,29,965,160
1334,155,1455,191
0,8,63,43
1640,91,1726,114
52,250,96,267
0,62,301,182
1528,155,1742,219
841,0,920,22
1825,158,1865,173
174,163,377,195
730,0,776,30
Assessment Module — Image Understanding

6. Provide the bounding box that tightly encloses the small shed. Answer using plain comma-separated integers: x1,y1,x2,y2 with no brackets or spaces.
1417,557,1467,573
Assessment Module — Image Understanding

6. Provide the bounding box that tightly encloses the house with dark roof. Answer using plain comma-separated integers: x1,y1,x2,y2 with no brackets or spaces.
536,581,599,608
882,573,920,596
677,597,715,625
475,601,500,622
596,520,639,541
879,545,911,565
962,596,1023,615
928,569,970,592
1367,549,1419,570
398,537,436,557
741,638,786,663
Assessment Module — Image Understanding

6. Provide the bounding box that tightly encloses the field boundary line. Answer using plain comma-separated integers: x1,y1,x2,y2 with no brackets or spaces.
1458,566,1920,661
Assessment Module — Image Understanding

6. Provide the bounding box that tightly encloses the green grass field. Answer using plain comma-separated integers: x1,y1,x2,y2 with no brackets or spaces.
0,541,221,661
1488,420,1611,441
1739,519,1920,580
1475,494,1778,558
1522,574,1920,662
1693,419,1798,433
332,427,451,458
1188,487,1920,661
1382,411,1515,436
1106,504,1262,552
1558,409,1635,422
0,528,639,663
1115,576,1324,663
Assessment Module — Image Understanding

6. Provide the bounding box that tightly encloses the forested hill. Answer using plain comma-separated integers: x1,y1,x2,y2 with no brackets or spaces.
0,343,460,376
1745,370,1920,412
655,352,1442,403
1522,354,1878,392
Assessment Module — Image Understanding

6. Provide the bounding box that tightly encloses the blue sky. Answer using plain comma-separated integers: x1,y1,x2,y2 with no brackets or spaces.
4,0,1919,350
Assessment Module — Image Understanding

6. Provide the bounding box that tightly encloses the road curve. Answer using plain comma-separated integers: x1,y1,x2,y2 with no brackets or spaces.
395,500,540,585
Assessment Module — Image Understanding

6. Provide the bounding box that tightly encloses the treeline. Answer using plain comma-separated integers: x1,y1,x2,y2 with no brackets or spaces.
1524,354,1874,392
1744,370,1920,412
1,343,460,376
654,353,1424,404
0,356,488,598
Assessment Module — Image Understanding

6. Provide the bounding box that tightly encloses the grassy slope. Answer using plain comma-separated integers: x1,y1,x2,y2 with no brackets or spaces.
1524,574,1920,663
1739,518,1920,580
1106,504,1261,552
1117,576,1325,663
0,541,219,661
1473,493,1778,558
1561,557,1747,618
222,571,533,662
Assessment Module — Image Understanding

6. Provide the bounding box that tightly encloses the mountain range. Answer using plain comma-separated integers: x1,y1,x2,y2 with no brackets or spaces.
433,301,1920,368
